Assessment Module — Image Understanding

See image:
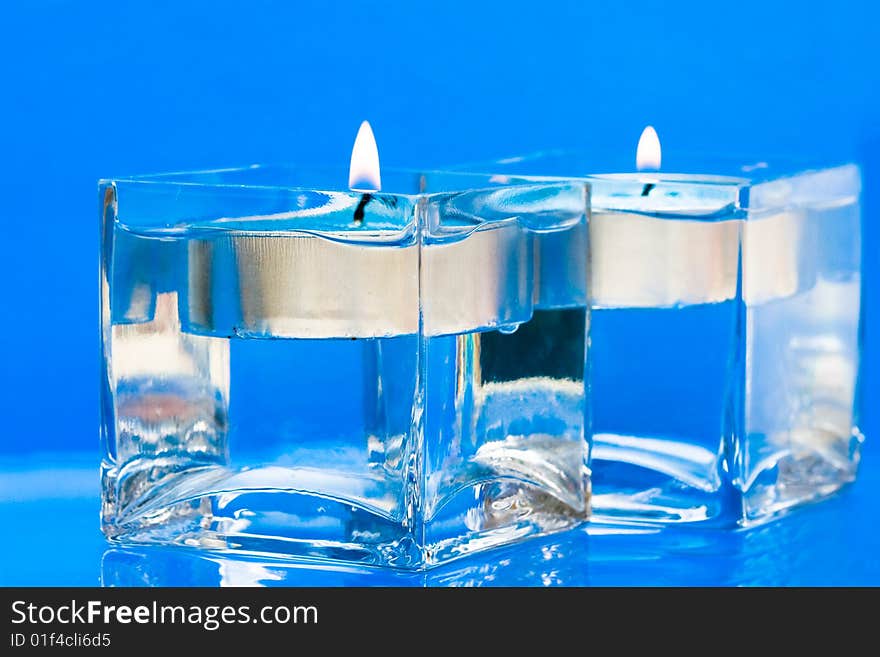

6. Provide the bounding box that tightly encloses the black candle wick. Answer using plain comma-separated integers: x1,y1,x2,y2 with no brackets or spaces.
353,193,373,224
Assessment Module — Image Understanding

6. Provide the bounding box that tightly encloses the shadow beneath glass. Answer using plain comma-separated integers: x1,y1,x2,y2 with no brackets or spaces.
101,530,592,587
582,482,877,585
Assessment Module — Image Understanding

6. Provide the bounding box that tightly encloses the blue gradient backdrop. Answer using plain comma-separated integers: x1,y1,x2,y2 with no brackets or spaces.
0,1,877,584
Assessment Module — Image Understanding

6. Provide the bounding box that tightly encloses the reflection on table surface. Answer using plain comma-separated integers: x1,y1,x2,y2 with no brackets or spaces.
2,453,879,586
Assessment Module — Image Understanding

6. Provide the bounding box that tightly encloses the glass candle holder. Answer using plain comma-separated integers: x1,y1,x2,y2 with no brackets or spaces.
453,153,863,526
99,165,590,568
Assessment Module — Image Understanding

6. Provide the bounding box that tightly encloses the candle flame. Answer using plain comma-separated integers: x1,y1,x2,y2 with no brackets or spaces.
636,125,661,171
349,120,381,191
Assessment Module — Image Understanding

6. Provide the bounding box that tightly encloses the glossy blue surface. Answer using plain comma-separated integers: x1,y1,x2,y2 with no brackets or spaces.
0,0,877,585
1,449,879,585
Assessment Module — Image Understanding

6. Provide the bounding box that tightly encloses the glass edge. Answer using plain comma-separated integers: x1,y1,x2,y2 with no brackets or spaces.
99,170,589,202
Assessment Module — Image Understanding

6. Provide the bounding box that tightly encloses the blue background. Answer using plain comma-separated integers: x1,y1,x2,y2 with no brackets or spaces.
0,0,878,585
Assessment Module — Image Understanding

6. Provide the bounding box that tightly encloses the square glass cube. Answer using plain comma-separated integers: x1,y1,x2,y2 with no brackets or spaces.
454,153,863,526
99,165,590,568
